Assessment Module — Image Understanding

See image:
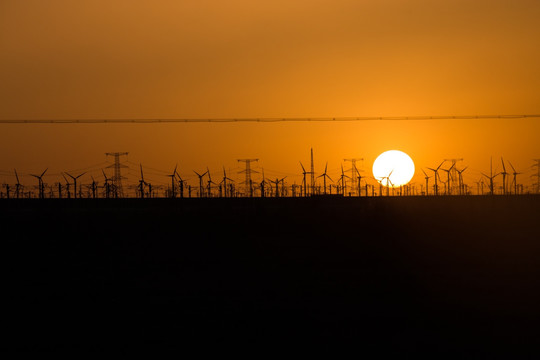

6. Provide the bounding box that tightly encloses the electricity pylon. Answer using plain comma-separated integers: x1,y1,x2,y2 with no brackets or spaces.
237,159,258,197
344,158,363,195
105,152,128,198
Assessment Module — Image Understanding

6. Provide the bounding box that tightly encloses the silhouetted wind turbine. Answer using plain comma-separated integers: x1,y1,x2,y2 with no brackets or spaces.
421,169,431,196
221,167,234,198
259,169,268,198
269,177,286,197
317,162,333,195
455,166,468,195
176,172,186,198
500,157,508,195
299,162,311,197
206,167,217,197
338,164,351,195
138,164,148,198
30,168,48,199
482,157,500,195
14,169,22,199
65,172,86,199
439,162,455,195
167,164,178,198
426,161,444,195
102,169,112,198
379,169,394,196
193,169,208,198
90,176,98,198
508,161,521,195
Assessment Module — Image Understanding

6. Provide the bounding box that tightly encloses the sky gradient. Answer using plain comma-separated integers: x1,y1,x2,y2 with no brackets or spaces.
1,0,539,190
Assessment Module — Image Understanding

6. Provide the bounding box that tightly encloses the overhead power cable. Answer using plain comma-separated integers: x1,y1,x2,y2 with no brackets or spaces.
1,115,540,124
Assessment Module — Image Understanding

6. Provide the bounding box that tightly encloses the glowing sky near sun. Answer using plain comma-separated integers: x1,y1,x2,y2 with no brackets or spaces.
0,0,539,188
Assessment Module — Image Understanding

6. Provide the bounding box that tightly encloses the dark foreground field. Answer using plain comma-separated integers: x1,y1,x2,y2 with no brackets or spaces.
1,195,540,354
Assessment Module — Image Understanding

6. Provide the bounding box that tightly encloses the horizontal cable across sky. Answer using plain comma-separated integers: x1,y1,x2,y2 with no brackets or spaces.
1,115,540,124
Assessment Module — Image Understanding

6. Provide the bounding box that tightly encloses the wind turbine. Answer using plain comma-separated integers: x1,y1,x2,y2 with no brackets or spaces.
421,169,431,196
378,169,394,196
259,169,270,198
426,161,445,195
13,169,22,199
355,168,364,197
508,161,521,195
138,164,149,198
481,157,500,195
500,157,508,195
167,164,178,198
193,169,208,198
61,173,71,198
176,172,186,198
206,167,217,197
317,162,333,195
269,177,286,197
337,164,351,195
30,168,48,199
439,162,455,195
299,162,311,197
65,172,86,199
90,176,98,198
102,169,112,198
455,166,468,195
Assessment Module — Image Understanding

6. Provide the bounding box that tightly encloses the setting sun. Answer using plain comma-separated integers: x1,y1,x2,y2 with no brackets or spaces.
372,150,415,187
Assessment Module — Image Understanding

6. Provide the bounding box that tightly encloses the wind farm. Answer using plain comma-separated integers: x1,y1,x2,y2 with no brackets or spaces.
2,0,540,355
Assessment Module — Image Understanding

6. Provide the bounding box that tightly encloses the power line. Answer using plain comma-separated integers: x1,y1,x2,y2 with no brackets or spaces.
1,114,540,124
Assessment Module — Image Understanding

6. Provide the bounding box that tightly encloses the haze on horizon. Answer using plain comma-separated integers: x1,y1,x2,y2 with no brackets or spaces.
1,0,539,189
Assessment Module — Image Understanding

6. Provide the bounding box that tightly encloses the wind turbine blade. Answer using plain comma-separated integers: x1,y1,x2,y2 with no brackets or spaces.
437,161,445,170
14,169,20,183
508,161,516,173
193,170,201,177
422,169,427,177
300,162,306,172
41,168,48,177
501,157,506,173
327,175,334,182
325,162,328,173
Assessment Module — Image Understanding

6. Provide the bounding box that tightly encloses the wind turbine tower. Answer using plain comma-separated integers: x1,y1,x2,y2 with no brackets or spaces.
106,152,128,198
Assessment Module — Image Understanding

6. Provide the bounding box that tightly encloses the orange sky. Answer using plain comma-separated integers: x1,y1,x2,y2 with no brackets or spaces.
1,0,539,191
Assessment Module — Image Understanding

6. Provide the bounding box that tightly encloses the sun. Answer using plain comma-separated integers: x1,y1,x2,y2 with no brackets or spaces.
372,150,415,187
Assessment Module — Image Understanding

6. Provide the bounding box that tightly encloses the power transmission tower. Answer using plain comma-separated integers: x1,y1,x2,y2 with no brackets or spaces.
533,159,540,193
344,158,363,195
237,159,259,197
106,152,128,198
